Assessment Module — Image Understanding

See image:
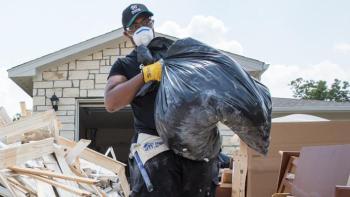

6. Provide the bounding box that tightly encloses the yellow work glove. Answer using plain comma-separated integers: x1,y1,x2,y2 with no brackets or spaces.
142,60,163,83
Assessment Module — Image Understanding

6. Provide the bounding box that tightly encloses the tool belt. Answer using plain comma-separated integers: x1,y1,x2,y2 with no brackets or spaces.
130,133,169,165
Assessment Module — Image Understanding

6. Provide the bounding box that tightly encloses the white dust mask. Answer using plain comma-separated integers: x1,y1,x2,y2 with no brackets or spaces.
132,26,154,46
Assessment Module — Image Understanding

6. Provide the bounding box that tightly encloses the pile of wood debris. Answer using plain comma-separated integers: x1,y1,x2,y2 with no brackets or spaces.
0,107,130,197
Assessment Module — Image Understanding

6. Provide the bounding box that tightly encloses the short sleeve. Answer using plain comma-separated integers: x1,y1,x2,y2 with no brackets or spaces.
108,59,126,79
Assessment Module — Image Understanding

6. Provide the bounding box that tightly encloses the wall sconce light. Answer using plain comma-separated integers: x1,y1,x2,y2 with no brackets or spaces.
50,93,59,111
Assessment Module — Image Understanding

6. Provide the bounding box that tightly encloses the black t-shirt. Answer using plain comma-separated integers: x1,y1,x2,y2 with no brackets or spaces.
108,49,159,137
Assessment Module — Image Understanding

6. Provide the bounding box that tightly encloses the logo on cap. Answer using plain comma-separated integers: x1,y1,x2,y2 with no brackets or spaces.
131,5,138,10
131,5,142,14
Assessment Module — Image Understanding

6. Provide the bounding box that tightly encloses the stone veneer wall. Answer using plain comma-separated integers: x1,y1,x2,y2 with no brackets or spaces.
32,39,249,156
32,39,134,139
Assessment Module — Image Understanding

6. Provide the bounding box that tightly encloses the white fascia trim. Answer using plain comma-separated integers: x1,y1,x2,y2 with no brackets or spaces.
8,28,124,77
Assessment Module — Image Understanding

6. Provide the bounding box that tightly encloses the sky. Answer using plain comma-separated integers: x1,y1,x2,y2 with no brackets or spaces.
1,0,350,117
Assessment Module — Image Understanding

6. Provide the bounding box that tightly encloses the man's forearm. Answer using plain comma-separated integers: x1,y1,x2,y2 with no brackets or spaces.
105,73,144,112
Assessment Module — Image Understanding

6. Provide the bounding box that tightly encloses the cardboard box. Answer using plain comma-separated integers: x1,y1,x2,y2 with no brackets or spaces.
232,120,350,197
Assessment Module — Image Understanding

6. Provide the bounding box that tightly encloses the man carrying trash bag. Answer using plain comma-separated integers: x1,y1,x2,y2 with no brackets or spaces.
104,4,219,197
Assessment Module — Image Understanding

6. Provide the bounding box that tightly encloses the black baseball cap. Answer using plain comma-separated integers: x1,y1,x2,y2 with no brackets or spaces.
122,4,153,28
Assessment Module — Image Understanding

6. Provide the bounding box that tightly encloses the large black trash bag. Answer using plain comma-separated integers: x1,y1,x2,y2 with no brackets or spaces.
155,38,272,160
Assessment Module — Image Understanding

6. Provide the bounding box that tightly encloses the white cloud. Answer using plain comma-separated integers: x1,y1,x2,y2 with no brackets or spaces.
0,67,32,118
157,15,243,54
334,43,350,54
261,60,350,98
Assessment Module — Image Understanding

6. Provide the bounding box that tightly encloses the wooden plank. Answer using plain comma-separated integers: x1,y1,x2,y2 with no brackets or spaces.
55,148,104,196
31,158,56,197
0,138,55,169
276,151,300,191
0,185,12,197
9,165,98,184
14,173,38,196
54,150,82,194
69,161,107,197
57,136,126,172
57,136,130,196
7,176,37,196
335,185,350,197
232,141,248,197
0,107,12,128
0,172,16,197
42,154,78,197
278,156,298,193
271,193,292,197
7,177,31,196
221,168,232,184
0,110,58,143
24,173,92,196
19,102,27,117
66,139,91,165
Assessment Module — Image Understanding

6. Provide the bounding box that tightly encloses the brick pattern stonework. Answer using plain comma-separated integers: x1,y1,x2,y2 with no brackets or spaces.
33,40,133,140
32,39,248,155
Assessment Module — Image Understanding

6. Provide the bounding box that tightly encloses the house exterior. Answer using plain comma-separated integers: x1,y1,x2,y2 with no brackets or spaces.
7,28,350,160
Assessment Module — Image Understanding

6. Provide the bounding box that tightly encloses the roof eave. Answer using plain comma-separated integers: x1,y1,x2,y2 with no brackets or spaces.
7,28,125,78
273,106,350,112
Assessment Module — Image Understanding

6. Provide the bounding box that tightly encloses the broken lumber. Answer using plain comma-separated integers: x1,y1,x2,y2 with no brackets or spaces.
57,136,130,196
0,171,17,197
41,154,79,197
7,176,37,196
0,138,55,169
66,139,91,165
19,102,27,118
0,107,12,128
23,173,92,196
0,110,58,143
9,166,98,184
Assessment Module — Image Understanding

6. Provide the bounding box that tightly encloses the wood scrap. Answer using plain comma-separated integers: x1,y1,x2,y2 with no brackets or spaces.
14,172,39,196
7,177,32,196
0,107,12,128
7,176,37,196
23,173,92,196
232,142,248,197
21,130,52,144
57,136,130,196
66,139,91,165
54,149,87,196
30,159,56,197
0,109,128,197
9,166,98,184
0,110,58,143
19,102,28,118
0,138,55,169
220,168,232,184
69,161,107,197
0,184,12,197
0,171,17,197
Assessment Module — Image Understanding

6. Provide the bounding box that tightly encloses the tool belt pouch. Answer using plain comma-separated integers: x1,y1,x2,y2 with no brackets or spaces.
130,133,169,165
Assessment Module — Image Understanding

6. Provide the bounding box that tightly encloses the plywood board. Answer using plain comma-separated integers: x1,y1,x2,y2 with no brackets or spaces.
0,110,58,143
292,144,350,197
0,138,54,169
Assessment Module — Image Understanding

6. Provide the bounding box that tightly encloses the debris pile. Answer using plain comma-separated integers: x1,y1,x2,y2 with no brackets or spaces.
0,108,130,197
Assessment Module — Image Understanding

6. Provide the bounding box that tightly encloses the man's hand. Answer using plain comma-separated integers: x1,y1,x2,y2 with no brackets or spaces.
142,60,162,83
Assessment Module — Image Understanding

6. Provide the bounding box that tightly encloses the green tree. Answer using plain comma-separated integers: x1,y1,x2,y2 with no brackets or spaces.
289,78,350,102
